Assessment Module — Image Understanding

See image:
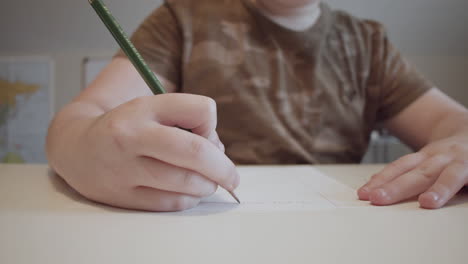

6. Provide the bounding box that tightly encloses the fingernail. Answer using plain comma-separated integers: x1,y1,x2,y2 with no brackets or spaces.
427,192,439,202
360,186,370,194
375,188,389,201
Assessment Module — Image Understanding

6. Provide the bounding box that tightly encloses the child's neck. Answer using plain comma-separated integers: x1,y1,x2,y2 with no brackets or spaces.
252,0,321,31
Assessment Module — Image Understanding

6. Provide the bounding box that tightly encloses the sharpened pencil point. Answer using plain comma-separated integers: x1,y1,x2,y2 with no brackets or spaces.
229,190,241,204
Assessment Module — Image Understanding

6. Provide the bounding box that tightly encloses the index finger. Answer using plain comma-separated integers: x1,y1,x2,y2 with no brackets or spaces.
357,152,426,200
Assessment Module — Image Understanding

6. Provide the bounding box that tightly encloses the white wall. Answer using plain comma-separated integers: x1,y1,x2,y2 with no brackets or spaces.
1,0,467,111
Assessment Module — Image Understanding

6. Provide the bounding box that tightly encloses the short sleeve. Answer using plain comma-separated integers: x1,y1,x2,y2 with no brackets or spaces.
114,3,182,88
367,22,433,122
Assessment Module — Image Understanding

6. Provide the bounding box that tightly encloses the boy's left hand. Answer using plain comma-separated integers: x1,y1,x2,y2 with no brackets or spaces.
357,134,468,209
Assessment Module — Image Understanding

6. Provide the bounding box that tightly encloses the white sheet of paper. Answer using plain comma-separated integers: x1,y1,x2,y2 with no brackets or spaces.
188,166,366,213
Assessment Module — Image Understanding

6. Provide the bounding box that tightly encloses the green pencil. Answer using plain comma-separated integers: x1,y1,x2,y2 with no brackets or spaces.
88,0,165,94
88,0,240,204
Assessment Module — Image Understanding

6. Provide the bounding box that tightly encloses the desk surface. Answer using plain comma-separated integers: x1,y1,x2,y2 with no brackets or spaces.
1,164,467,264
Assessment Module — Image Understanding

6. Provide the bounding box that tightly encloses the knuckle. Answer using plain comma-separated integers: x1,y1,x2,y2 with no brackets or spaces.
172,197,188,211
206,182,218,196
199,181,218,197
449,144,468,156
171,196,196,211
415,151,429,159
187,137,206,158
203,97,217,117
107,118,133,151
182,171,217,197
386,162,404,173
127,96,147,108
431,155,450,164
417,163,431,174
417,156,450,180
416,168,435,181
370,173,381,181
403,152,427,165
182,170,197,189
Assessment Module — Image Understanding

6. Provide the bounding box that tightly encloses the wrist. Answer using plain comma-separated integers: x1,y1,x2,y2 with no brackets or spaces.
46,101,104,173
429,112,468,143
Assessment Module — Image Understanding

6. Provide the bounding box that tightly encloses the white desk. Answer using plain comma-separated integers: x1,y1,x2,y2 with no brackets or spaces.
1,164,467,264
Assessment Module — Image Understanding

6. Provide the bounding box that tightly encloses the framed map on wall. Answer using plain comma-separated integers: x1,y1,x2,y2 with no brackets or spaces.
0,57,54,163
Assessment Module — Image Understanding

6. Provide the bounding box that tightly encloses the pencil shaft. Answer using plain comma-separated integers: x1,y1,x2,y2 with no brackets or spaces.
89,0,166,94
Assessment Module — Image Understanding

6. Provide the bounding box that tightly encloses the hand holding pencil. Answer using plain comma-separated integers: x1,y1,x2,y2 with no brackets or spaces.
88,0,240,204
51,90,240,211
45,0,240,212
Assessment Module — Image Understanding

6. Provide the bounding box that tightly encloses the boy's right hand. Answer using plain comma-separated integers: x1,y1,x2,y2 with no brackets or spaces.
48,94,239,211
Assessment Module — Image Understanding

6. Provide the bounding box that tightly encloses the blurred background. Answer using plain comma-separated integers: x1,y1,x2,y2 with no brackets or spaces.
1,0,467,164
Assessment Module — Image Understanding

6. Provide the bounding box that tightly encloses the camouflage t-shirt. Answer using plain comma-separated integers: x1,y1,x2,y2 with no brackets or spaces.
116,0,432,164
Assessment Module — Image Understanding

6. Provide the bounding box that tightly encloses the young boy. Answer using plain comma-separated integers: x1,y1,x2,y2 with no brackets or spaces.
46,0,468,211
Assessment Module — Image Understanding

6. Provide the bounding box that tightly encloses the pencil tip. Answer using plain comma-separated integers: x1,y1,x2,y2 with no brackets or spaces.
229,190,241,204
